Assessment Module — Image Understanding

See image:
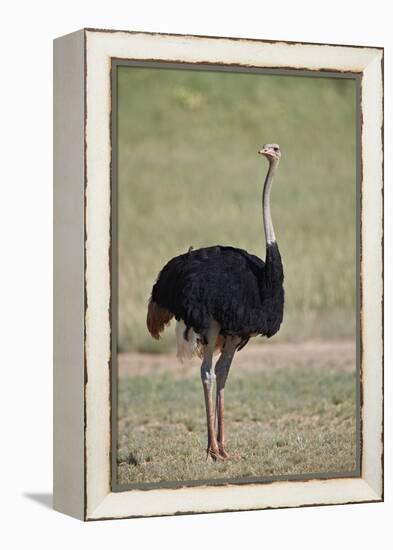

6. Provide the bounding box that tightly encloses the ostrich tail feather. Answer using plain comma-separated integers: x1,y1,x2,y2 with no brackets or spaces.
146,300,173,339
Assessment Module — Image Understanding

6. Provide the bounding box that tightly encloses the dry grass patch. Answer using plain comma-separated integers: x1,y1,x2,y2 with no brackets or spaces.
116,340,357,486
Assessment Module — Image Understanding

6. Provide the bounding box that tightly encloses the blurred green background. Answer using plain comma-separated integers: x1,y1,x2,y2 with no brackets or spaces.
117,66,357,353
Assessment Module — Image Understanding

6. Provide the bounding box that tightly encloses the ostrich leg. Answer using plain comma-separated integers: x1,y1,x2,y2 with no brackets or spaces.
200,321,221,460
215,336,241,459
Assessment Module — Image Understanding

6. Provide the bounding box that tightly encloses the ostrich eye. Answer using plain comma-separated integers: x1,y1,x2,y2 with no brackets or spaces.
273,147,279,152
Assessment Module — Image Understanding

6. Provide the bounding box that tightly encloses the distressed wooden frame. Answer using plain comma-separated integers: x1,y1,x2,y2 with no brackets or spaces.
53,28,383,521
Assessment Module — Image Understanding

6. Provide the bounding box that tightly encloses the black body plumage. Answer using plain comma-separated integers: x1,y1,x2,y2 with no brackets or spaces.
150,243,284,346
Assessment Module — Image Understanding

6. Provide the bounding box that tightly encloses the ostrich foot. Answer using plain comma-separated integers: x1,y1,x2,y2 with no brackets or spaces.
218,445,230,460
206,444,223,461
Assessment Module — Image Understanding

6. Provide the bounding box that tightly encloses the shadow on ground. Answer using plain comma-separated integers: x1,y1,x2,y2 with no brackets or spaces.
23,493,53,509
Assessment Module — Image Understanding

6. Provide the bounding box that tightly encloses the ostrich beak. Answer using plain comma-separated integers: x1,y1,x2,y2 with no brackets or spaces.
258,148,271,157
259,147,278,160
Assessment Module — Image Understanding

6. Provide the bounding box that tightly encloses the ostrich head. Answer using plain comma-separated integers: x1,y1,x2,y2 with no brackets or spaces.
258,143,281,162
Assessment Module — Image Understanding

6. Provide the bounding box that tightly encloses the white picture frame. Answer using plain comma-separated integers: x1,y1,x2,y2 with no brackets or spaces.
53,28,383,521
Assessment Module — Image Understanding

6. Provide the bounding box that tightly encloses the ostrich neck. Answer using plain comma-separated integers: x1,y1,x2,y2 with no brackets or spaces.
262,160,278,246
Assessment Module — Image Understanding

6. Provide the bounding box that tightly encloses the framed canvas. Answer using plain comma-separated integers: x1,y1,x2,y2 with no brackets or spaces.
53,28,383,521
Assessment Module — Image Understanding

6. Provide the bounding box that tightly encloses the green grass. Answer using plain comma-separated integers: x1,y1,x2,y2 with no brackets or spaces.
116,348,357,485
117,66,357,353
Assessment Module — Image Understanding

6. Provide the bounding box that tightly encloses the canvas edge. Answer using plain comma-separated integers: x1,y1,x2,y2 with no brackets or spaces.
359,48,384,499
80,29,383,520
53,29,86,520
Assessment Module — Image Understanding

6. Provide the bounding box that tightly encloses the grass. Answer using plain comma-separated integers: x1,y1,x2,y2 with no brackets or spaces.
117,66,357,353
116,343,357,485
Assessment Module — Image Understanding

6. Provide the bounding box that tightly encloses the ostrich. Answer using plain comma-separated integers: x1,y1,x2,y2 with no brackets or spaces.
146,144,284,460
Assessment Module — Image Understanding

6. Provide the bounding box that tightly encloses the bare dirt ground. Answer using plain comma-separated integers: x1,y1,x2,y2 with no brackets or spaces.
118,339,356,378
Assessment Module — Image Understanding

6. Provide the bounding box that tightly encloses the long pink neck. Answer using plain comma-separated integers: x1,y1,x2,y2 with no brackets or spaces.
262,159,278,246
